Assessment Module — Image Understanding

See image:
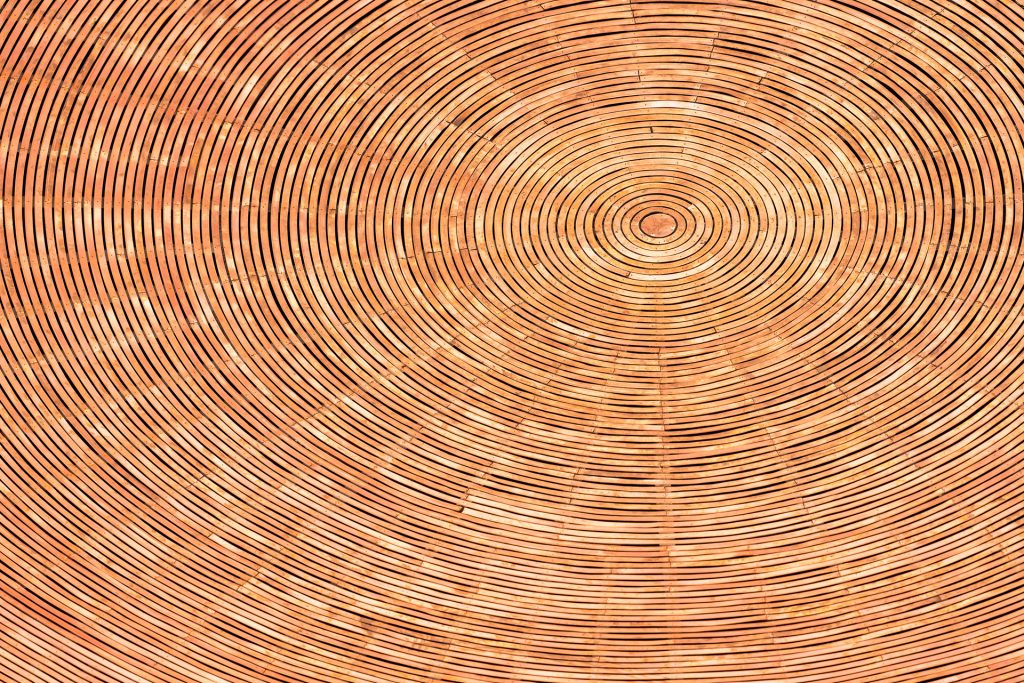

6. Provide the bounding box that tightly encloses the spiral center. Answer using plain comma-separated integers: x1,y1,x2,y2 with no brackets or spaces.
639,212,677,238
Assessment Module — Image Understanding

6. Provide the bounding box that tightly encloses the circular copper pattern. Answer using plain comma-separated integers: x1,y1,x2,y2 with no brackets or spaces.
2,0,1024,681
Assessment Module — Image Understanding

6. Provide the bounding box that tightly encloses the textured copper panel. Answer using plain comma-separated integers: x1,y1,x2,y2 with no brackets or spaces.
1,0,1024,680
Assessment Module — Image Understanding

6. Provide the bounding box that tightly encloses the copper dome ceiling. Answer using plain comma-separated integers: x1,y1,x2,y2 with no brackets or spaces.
1,0,1023,681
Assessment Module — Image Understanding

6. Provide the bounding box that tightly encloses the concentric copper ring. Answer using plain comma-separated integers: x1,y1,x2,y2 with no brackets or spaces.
2,0,1024,681
639,212,679,238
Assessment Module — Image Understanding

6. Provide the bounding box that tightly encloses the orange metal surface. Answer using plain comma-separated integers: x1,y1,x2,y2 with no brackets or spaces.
2,0,1024,681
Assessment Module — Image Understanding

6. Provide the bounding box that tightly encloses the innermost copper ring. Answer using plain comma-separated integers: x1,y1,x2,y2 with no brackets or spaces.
639,212,678,238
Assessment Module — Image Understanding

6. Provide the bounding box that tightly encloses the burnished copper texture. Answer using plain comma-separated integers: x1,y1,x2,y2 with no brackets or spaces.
2,0,1024,681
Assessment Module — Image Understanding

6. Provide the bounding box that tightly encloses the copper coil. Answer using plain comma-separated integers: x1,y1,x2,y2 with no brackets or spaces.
2,0,1024,680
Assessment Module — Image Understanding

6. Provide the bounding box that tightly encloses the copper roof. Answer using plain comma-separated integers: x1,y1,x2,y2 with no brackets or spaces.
1,0,1023,680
